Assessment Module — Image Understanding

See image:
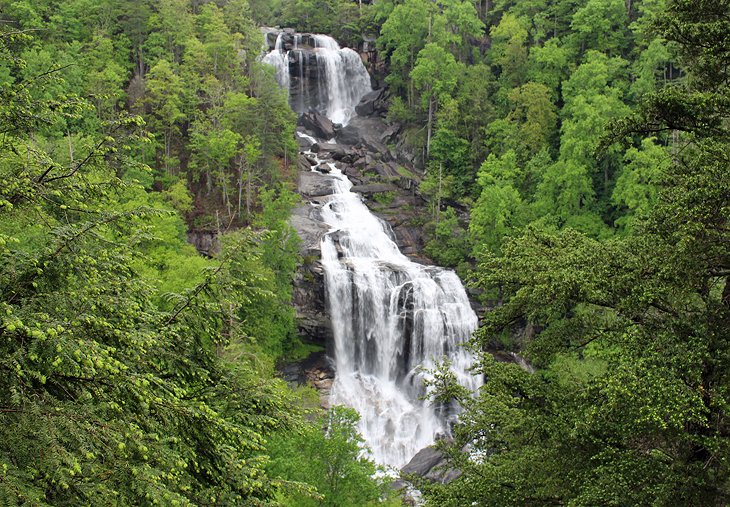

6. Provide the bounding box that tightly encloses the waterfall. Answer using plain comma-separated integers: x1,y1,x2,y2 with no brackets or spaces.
262,31,371,126
270,28,481,469
262,34,290,97
313,164,480,469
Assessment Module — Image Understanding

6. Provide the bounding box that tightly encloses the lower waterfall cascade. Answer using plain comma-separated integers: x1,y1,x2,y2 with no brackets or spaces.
264,33,481,470
320,165,481,468
298,135,481,469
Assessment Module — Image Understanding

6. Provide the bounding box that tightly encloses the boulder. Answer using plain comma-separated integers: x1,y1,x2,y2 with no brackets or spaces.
401,446,461,484
296,132,316,149
336,124,362,146
305,155,318,166
380,123,401,144
297,153,312,172
316,143,346,160
299,171,337,197
346,116,392,161
355,88,386,116
298,111,336,140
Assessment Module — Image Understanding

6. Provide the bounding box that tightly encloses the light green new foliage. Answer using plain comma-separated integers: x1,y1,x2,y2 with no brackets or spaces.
0,29,301,506
267,406,397,507
612,137,669,231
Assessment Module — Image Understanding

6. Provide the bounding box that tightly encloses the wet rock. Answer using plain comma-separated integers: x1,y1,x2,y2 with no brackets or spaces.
351,183,398,196
336,124,362,145
290,204,329,256
299,171,337,197
297,153,313,172
316,143,346,160
296,133,316,149
355,88,386,116
299,111,336,139
401,446,461,484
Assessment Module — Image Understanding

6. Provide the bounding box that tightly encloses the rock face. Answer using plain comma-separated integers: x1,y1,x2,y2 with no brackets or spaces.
290,202,332,347
278,351,335,409
187,230,219,257
400,445,461,484
298,112,336,140
355,87,388,117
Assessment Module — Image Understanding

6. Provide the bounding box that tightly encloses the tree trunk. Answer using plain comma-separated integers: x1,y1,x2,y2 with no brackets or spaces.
246,165,253,217
237,159,243,219
436,162,443,221
426,94,434,160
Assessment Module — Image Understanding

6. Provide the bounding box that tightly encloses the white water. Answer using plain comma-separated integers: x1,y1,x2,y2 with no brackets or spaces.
262,33,290,96
262,32,372,125
280,30,481,468
314,165,481,468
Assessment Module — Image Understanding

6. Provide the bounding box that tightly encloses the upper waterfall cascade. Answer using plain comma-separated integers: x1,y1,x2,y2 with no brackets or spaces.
262,31,372,126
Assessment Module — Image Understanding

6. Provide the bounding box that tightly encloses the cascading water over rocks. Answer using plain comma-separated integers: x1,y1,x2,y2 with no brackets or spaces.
264,31,481,469
262,31,372,126
318,168,481,468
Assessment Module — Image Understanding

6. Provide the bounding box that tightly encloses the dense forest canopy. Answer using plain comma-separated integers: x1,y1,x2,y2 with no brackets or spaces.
0,0,727,505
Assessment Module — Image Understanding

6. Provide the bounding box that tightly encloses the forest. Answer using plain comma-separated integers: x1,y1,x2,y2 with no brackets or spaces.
0,0,728,505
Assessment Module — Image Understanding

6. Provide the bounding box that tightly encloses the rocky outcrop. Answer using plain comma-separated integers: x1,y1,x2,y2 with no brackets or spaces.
298,170,338,198
492,350,535,373
299,112,337,140
355,88,388,117
278,351,335,409
350,183,398,195
290,203,332,347
187,230,219,257
400,445,461,483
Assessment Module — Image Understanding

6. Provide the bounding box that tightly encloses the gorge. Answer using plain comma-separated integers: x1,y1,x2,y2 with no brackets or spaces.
263,30,481,470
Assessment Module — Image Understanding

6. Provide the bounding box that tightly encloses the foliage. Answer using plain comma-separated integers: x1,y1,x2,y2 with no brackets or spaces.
421,1,730,505
267,406,395,507
0,14,305,506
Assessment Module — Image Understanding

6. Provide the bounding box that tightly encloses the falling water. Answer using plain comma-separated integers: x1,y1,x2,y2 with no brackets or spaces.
271,30,481,469
313,165,481,468
262,31,371,125
262,34,290,96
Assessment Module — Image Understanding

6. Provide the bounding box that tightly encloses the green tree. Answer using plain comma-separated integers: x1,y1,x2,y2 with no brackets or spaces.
469,151,528,255
527,38,570,100
423,1,730,504
611,137,669,231
0,30,298,505
411,43,462,159
143,59,185,173
489,13,529,89
267,407,393,507
569,0,629,56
